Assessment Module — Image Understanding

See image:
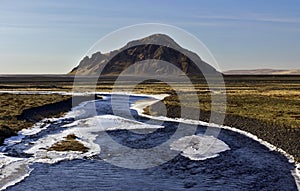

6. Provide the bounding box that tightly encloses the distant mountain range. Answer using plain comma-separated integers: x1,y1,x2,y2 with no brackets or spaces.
69,34,218,76
223,69,300,75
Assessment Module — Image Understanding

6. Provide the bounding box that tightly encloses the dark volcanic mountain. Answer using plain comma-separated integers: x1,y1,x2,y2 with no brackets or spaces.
69,34,219,76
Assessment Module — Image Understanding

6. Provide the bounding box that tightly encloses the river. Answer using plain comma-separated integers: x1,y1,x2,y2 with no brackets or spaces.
0,93,299,190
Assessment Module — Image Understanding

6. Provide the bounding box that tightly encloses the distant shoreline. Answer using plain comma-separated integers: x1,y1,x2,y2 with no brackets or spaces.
223,69,300,75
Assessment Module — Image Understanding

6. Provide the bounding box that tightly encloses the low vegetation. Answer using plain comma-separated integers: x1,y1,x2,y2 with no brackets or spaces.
0,93,71,144
48,134,88,153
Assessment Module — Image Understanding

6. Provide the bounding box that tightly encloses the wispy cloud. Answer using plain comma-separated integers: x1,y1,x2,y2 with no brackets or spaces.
194,14,300,24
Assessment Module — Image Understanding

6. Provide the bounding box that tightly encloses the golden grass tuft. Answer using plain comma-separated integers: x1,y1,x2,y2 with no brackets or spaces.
48,133,89,153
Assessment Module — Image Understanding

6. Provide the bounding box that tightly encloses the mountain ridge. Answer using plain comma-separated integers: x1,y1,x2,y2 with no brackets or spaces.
69,34,219,76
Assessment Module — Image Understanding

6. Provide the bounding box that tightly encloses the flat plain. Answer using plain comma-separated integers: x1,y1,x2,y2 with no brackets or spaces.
0,75,299,160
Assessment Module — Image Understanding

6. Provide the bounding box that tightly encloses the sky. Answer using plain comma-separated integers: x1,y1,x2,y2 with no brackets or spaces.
0,0,300,74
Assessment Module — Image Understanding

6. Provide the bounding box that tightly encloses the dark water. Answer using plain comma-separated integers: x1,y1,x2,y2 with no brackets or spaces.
4,94,298,191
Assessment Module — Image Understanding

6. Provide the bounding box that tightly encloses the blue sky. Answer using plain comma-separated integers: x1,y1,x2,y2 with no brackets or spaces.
0,0,300,74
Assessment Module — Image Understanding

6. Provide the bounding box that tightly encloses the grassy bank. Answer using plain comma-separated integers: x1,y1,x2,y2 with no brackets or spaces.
0,93,72,144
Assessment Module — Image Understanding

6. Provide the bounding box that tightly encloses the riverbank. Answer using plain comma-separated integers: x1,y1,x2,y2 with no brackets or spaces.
0,93,73,145
0,93,97,145
145,96,300,162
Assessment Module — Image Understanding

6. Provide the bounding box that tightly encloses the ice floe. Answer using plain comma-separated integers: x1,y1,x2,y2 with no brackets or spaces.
170,134,230,161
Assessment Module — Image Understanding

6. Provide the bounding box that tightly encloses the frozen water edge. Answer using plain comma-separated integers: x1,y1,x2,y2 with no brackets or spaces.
0,155,31,191
24,115,164,164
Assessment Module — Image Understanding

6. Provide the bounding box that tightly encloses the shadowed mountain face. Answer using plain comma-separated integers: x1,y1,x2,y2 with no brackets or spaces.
69,34,218,76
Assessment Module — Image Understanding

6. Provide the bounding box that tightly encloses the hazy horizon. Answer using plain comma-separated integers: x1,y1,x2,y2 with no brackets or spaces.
1,0,300,74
